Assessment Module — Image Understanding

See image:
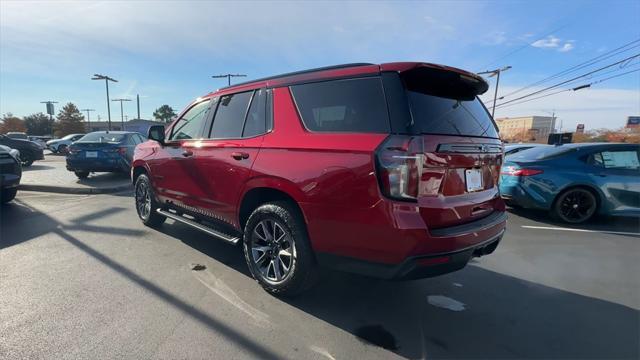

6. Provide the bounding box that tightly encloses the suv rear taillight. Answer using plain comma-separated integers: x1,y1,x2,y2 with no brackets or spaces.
500,166,543,176
375,135,423,201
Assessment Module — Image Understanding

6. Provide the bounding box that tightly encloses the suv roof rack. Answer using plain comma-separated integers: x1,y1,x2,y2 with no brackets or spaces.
219,63,374,90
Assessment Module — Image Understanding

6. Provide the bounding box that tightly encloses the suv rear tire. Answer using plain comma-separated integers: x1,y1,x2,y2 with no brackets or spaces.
134,174,166,227
243,201,319,296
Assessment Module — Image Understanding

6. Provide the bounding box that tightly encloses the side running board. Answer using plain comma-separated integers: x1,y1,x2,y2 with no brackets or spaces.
156,209,241,245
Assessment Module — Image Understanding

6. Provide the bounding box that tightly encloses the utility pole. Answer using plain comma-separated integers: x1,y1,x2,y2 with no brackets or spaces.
136,94,141,120
91,74,118,131
81,109,95,132
211,73,247,86
478,66,512,119
40,101,58,137
111,98,131,130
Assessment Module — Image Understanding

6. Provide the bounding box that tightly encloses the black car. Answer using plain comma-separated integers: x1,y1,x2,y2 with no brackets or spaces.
0,134,45,166
0,144,22,204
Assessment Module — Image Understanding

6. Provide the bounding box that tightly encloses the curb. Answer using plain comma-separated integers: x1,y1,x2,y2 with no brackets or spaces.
18,183,132,195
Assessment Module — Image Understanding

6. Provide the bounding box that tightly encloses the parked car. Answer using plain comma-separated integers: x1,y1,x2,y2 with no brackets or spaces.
6,132,29,140
66,131,147,179
46,133,85,154
0,144,22,204
28,136,48,149
132,62,507,296
505,143,548,156
500,143,640,223
0,134,44,166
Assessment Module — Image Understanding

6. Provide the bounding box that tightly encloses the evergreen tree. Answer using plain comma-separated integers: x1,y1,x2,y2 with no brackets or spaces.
153,105,177,123
24,112,54,136
55,103,85,137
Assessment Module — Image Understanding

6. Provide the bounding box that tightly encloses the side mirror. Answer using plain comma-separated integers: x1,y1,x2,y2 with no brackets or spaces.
148,125,166,145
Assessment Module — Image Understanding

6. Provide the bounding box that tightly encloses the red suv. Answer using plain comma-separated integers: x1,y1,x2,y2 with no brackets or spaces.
132,62,506,296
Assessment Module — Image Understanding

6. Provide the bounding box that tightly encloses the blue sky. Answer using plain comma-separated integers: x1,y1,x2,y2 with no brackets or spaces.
1,0,639,130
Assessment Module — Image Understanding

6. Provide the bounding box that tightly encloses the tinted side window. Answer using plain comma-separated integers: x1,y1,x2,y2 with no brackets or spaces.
243,89,266,137
290,77,390,133
211,91,253,138
170,100,211,140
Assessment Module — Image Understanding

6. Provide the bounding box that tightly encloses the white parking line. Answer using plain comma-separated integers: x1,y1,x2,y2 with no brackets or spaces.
521,225,640,237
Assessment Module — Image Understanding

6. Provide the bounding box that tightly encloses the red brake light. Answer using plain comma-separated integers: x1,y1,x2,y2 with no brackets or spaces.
500,166,543,176
375,136,422,201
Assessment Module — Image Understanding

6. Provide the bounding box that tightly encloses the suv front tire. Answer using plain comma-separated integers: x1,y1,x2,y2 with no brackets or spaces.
134,174,166,227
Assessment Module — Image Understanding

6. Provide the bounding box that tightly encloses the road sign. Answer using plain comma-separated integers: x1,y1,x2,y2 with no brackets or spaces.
576,124,585,133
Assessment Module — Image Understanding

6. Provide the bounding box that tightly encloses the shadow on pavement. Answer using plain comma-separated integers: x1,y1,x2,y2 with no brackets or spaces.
155,218,639,359
22,164,56,171
508,206,640,235
0,199,280,359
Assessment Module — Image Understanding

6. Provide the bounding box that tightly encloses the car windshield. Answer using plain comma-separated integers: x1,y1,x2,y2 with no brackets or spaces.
77,133,126,143
62,134,80,140
508,145,574,161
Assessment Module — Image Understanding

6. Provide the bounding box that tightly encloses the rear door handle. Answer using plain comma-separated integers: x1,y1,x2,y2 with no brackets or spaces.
182,150,193,157
231,152,249,160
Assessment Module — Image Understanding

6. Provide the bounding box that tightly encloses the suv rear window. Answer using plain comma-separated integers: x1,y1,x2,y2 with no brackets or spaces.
407,93,498,138
290,77,390,133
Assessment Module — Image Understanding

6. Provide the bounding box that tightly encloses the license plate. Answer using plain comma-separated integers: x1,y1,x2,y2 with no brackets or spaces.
465,168,483,192
85,151,98,158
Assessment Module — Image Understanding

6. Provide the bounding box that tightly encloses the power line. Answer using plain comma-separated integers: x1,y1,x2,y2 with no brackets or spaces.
494,53,640,108
500,38,640,99
486,58,640,106
495,68,640,109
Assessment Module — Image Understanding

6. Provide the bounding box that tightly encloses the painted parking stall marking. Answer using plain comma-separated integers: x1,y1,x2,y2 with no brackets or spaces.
521,225,640,237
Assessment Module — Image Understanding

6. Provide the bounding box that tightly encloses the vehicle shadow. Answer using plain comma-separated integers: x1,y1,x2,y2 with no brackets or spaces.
0,201,280,359
508,206,640,235
156,220,639,359
22,164,56,171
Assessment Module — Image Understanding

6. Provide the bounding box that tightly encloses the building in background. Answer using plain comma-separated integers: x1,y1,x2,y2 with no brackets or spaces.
495,116,556,143
576,124,585,133
85,119,164,134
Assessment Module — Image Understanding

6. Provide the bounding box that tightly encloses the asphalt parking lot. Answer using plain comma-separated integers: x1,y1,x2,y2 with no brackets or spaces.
1,191,638,359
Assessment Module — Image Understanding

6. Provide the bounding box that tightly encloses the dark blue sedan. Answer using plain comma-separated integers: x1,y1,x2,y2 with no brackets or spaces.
66,131,147,179
499,143,640,223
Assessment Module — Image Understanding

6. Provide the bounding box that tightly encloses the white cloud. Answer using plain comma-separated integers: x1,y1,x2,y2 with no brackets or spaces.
558,43,574,52
531,35,562,48
531,35,575,53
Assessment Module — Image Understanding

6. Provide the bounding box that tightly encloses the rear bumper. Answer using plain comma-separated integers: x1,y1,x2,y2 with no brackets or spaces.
317,228,504,280
304,197,507,279
499,182,549,210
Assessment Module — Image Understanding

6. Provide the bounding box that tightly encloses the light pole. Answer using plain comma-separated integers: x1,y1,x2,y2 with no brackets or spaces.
81,108,95,132
91,74,118,131
478,66,512,119
212,73,247,86
40,101,58,137
111,98,132,130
